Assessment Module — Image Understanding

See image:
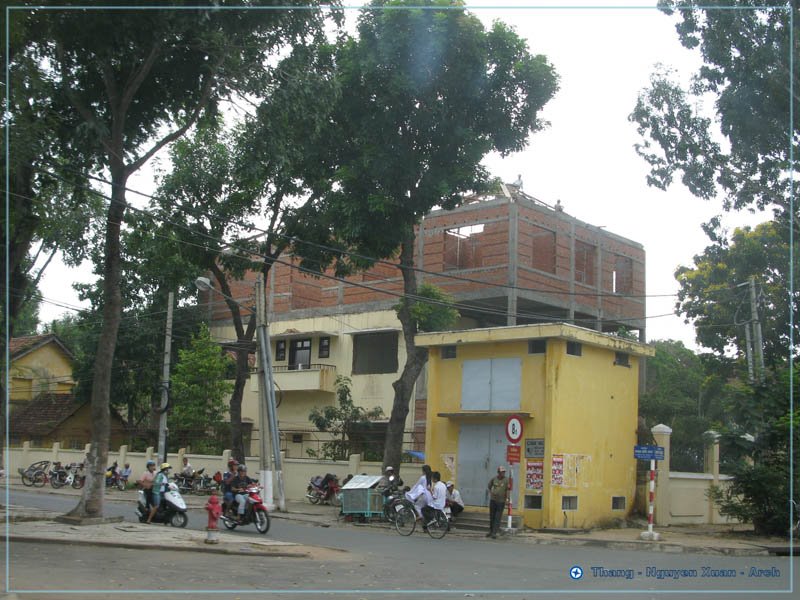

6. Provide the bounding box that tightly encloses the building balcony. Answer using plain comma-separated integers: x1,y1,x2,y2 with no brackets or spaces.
272,364,337,393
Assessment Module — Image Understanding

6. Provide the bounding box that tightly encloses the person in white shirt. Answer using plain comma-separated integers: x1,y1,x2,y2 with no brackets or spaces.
405,464,432,518
445,480,464,520
422,471,447,527
181,457,194,477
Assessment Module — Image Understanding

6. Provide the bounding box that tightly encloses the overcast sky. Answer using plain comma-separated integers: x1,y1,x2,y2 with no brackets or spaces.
35,1,770,351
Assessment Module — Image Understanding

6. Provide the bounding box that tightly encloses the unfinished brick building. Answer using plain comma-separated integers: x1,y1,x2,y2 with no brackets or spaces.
202,184,646,458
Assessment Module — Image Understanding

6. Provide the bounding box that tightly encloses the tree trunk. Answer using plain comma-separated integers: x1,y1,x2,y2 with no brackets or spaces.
383,234,428,479
66,162,127,518
6,162,39,338
229,348,250,462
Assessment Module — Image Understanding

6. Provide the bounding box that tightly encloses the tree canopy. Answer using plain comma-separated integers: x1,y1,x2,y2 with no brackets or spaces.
630,1,797,215
289,0,558,475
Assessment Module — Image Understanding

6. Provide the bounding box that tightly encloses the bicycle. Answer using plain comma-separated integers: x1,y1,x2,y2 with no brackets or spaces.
421,508,449,539
393,500,418,536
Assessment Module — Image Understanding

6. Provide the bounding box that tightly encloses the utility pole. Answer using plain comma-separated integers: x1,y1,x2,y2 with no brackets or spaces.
255,274,275,510
255,274,286,511
158,291,174,464
749,277,765,383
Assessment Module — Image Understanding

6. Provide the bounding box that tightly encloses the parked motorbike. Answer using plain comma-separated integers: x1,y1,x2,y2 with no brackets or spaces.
191,468,219,495
50,462,84,489
49,462,69,488
220,484,270,533
173,471,195,495
306,473,341,506
135,481,188,527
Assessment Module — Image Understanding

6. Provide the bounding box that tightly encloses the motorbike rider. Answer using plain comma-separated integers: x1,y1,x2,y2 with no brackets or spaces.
138,460,157,523
222,459,238,514
231,464,256,524
150,463,171,523
377,466,403,494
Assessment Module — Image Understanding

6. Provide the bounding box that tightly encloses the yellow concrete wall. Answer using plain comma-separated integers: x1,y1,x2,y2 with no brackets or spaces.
422,326,644,530
542,339,639,529
9,343,75,404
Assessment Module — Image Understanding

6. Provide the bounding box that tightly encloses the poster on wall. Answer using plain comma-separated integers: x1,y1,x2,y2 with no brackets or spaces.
526,460,543,490
551,454,564,486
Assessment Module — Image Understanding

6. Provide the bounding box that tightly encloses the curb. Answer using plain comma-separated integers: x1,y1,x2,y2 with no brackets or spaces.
8,534,313,558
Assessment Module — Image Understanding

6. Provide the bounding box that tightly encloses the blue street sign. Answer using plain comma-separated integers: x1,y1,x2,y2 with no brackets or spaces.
634,445,665,461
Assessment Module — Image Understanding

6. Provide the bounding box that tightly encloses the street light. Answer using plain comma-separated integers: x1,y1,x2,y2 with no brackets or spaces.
194,275,286,511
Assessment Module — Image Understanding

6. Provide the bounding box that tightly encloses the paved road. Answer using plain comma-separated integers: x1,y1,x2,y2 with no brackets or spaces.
6,491,796,600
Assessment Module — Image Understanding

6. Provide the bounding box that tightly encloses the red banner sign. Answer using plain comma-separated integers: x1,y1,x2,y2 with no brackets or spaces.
507,445,521,464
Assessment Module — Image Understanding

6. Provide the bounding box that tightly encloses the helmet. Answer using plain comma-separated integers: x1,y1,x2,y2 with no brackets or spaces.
146,460,156,466
160,463,171,471
237,464,247,471
385,466,394,472
228,459,238,467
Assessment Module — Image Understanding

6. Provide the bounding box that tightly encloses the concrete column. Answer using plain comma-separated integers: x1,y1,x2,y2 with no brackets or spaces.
348,453,361,476
21,441,30,467
145,446,155,464
568,222,576,322
651,424,672,526
118,445,128,467
50,442,61,465
703,430,720,523
178,447,186,468
507,200,519,326
222,449,231,472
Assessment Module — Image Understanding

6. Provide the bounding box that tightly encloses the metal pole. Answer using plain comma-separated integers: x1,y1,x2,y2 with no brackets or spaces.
750,277,765,382
255,275,285,512
158,291,174,464
254,275,275,510
744,320,754,383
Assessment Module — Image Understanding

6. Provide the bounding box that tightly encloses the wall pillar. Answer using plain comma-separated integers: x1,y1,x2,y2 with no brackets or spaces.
50,442,61,465
21,441,30,467
348,453,362,476
145,446,155,464
118,445,128,467
651,424,672,526
703,430,720,523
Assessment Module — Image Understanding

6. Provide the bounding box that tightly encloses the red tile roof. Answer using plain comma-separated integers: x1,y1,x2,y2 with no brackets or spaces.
10,334,74,361
9,393,85,437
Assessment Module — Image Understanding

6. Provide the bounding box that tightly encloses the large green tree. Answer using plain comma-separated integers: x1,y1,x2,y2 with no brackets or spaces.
292,0,558,475
168,324,234,454
151,41,339,462
675,221,797,368
14,1,334,519
630,1,797,216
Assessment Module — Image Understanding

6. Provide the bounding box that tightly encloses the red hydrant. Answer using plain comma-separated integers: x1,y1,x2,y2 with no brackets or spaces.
205,492,223,544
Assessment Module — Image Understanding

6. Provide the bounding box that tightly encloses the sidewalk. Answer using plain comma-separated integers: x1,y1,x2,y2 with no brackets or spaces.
4,480,791,557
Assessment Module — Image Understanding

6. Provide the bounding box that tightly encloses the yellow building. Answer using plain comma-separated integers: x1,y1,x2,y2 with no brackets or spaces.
416,323,654,530
9,334,76,412
210,309,416,458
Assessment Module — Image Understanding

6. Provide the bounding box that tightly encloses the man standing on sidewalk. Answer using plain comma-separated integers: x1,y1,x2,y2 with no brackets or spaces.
486,466,509,539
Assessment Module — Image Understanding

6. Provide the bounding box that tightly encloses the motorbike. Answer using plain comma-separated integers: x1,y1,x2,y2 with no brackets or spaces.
105,465,125,491
306,473,341,506
50,462,84,489
135,481,188,527
173,471,195,495
191,468,219,495
220,484,270,533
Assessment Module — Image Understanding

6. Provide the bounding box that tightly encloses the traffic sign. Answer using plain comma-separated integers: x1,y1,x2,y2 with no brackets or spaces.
634,445,665,461
505,415,523,444
506,445,521,464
